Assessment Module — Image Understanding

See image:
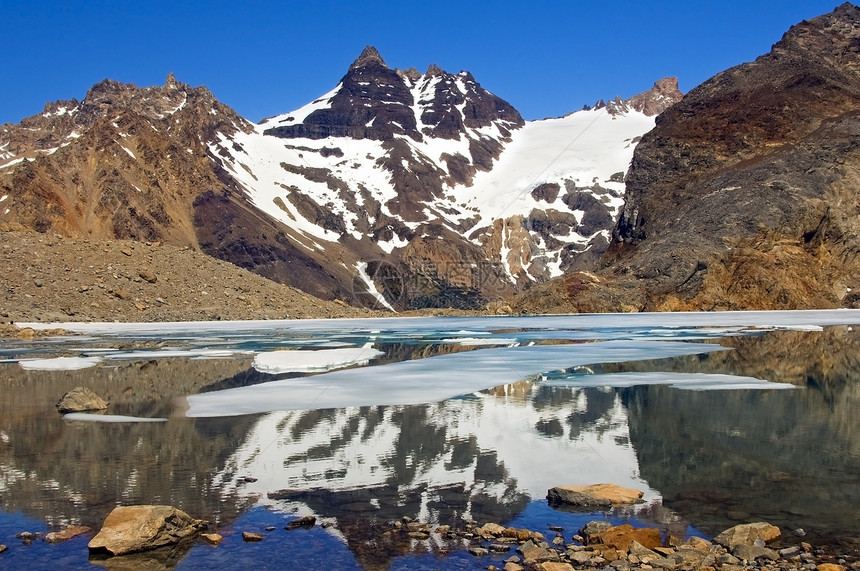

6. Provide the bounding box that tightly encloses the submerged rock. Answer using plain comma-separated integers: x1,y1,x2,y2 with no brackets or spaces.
88,505,204,556
44,525,91,543
285,515,316,530
56,387,108,413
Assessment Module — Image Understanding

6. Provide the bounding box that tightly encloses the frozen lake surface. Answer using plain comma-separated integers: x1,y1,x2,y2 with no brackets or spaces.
2,310,859,569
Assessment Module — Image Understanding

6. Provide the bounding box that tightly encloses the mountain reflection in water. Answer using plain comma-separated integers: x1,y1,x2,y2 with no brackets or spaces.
1,312,859,568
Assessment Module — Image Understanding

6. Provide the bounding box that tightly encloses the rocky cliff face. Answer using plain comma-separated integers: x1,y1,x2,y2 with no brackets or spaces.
516,3,860,313
607,2,860,311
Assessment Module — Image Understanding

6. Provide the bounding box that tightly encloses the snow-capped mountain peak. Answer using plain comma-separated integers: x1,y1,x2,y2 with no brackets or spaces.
1,46,682,311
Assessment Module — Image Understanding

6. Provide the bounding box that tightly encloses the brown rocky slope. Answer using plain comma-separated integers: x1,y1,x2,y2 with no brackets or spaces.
515,3,860,314
0,230,378,323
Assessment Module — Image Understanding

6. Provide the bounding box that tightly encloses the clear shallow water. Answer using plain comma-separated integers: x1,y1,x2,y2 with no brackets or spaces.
1,310,859,568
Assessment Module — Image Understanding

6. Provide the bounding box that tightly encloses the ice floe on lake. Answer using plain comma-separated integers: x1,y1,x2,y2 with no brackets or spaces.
544,371,795,390
62,413,167,423
185,339,732,417
253,344,383,374
18,356,102,371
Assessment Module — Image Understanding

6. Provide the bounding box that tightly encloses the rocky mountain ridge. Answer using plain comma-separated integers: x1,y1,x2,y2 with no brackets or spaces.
1,45,680,314
515,2,860,313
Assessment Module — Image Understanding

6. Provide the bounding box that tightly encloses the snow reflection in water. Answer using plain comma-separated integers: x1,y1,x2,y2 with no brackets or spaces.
1,311,859,569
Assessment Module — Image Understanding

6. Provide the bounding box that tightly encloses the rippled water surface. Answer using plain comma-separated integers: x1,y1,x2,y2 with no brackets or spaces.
1,311,859,569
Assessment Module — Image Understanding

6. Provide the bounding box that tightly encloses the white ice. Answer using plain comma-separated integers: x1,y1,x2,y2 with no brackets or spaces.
28,309,860,338
440,337,519,346
253,344,383,374
62,413,167,423
544,372,795,391
185,339,730,417
18,356,102,371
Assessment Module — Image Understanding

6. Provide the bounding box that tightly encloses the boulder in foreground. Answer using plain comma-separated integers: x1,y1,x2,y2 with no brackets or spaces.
88,505,204,556
547,483,644,507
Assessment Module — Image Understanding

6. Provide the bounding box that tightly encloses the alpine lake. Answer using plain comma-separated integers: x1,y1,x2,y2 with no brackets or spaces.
1,310,858,569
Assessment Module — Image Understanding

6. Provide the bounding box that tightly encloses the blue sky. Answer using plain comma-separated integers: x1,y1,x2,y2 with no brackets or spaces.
0,1,844,125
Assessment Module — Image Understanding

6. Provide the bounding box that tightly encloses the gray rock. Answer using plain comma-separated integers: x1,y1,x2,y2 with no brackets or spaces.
779,546,802,558
733,544,780,562
579,520,613,541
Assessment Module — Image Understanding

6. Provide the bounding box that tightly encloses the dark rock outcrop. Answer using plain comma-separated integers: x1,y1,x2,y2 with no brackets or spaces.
608,2,860,311
517,3,860,313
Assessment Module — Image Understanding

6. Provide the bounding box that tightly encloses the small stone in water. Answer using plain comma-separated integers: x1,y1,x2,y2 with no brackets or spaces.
201,533,223,546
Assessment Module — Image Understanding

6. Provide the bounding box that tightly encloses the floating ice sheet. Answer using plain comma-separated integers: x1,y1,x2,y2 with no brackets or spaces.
23,309,860,339
18,356,102,371
62,413,167,423
440,337,519,346
544,372,796,391
99,348,253,361
185,339,731,417
253,345,383,374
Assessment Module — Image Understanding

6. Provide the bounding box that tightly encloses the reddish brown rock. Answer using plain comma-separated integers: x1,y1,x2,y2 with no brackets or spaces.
591,524,663,552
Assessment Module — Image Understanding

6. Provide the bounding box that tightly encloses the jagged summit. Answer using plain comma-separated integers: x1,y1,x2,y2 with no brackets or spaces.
586,78,683,117
625,77,683,116
262,47,523,147
349,45,387,70
426,63,445,77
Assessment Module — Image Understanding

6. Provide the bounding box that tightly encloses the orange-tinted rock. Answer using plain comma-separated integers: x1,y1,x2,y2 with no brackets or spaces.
547,484,644,507
592,524,662,552
88,505,203,556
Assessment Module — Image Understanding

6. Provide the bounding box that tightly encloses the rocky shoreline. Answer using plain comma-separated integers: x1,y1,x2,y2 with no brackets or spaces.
3,510,859,570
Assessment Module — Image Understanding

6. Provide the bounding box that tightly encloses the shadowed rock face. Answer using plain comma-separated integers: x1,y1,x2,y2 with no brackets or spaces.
593,3,860,311
264,46,523,144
